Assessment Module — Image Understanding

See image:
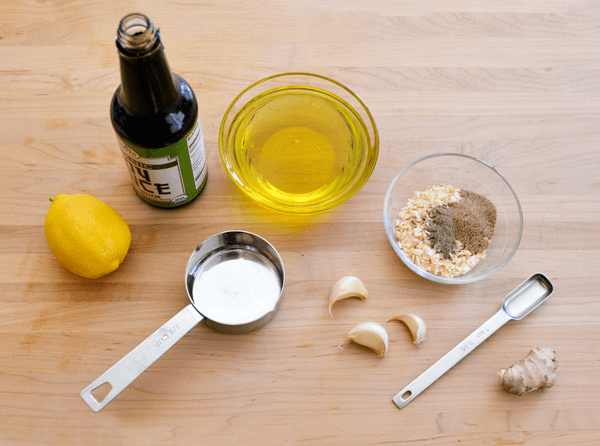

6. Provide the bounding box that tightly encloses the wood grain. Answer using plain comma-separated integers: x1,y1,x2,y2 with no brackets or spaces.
1,1,599,445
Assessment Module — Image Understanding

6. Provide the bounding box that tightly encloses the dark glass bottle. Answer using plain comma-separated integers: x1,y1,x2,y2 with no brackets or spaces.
111,13,207,208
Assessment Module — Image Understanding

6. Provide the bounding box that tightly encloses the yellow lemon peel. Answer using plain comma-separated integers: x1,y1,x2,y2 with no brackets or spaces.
44,194,131,279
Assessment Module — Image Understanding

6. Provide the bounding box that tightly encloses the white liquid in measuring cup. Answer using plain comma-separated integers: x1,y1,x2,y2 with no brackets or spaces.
192,256,281,325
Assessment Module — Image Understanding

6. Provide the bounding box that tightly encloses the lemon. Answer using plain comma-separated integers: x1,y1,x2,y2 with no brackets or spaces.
45,194,131,279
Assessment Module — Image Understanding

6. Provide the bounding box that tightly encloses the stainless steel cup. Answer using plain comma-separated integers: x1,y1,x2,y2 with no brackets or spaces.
81,231,285,412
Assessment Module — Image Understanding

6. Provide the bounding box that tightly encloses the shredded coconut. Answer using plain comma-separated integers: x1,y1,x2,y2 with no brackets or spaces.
395,184,486,278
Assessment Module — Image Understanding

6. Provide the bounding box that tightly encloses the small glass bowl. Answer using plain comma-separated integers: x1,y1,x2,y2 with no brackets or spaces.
219,73,379,214
383,153,523,284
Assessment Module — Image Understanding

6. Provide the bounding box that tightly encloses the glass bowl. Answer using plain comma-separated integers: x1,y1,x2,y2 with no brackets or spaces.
383,153,523,284
219,73,379,214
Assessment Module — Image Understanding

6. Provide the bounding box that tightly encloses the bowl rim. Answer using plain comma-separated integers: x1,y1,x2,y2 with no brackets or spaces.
383,152,524,284
218,72,380,214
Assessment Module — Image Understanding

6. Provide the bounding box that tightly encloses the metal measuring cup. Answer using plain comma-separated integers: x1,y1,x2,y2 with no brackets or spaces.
81,231,285,412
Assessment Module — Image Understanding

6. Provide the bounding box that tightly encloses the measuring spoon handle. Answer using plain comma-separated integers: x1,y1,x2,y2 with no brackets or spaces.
81,304,204,412
393,308,512,409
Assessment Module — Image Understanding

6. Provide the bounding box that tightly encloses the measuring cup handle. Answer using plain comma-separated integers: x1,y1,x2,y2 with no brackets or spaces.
81,304,204,412
392,308,512,409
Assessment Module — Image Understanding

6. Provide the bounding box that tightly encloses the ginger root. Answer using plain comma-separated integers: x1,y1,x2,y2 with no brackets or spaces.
498,347,557,396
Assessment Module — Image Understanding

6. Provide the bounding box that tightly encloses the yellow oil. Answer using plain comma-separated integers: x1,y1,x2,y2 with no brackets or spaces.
226,87,371,210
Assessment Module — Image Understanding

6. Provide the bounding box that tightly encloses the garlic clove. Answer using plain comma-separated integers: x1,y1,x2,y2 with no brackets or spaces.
388,313,426,344
339,322,388,357
329,276,368,318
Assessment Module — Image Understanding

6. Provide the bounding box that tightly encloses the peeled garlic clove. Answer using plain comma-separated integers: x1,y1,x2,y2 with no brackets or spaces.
339,322,388,357
388,313,426,344
329,276,368,318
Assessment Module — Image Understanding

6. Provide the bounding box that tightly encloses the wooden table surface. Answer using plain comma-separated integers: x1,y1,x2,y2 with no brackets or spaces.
1,1,599,445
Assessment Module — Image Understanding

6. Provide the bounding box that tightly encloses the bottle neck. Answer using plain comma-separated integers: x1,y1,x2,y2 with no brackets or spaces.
116,13,179,115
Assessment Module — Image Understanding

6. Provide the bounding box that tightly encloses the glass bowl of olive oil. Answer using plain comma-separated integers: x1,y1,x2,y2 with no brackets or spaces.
219,73,379,213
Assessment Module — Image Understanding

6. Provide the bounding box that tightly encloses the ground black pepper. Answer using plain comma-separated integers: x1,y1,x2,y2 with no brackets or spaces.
428,204,455,259
427,189,497,258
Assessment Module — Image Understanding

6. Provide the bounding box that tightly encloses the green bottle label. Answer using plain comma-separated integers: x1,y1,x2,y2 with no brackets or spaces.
118,119,207,207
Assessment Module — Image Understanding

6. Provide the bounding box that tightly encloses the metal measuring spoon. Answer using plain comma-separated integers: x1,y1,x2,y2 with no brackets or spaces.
393,273,553,409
